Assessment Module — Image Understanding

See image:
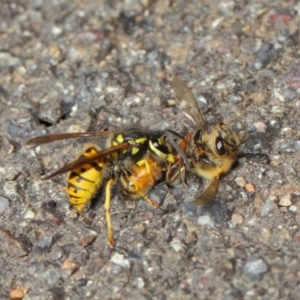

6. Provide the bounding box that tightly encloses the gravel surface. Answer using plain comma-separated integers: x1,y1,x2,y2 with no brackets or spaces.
1,0,300,299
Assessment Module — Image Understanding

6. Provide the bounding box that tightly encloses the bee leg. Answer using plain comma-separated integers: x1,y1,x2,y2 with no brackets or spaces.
104,178,115,246
180,166,189,185
166,164,181,185
194,177,219,206
166,161,189,185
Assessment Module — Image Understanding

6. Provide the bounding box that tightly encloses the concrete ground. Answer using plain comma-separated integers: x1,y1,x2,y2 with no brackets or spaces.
0,0,300,299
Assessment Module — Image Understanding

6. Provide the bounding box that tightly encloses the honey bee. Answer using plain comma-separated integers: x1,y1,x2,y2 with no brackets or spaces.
26,128,181,246
170,77,243,205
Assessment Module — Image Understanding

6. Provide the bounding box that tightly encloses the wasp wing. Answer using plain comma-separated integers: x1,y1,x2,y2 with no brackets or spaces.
193,177,219,206
26,131,113,148
172,76,208,134
42,143,129,180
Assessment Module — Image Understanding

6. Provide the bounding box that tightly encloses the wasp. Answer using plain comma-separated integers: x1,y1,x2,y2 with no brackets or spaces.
170,77,243,205
26,127,187,246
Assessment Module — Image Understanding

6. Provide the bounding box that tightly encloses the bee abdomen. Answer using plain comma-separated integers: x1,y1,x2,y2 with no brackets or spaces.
120,157,163,199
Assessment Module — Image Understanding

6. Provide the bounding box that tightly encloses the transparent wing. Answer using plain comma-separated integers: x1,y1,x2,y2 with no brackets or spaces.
43,143,129,179
172,76,208,133
26,131,113,148
193,177,219,206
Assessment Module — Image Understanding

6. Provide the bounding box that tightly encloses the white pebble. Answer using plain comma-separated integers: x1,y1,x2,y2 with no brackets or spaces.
198,215,214,227
232,213,244,224
0,196,9,214
52,26,62,36
110,252,130,268
289,205,297,212
24,210,37,219
254,122,267,133
235,176,246,188
170,238,186,252
279,194,292,207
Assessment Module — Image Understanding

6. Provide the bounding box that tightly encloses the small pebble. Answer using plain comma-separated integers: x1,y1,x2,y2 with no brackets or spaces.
232,213,244,224
198,215,214,227
135,277,145,289
280,207,288,212
235,176,247,188
0,196,9,214
79,229,97,247
260,200,277,216
243,259,268,281
289,205,297,212
245,183,256,193
186,231,198,244
110,252,130,268
267,194,277,201
3,181,18,196
62,259,78,272
170,237,186,252
37,235,53,249
10,288,28,300
23,210,36,219
52,26,62,36
279,194,292,207
254,122,267,133
63,259,77,269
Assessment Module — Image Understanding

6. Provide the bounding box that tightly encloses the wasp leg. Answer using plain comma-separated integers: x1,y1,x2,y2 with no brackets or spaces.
142,191,159,207
105,178,115,246
136,159,151,173
138,189,159,207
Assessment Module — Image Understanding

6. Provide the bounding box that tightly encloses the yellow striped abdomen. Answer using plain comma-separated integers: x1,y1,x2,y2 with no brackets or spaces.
67,146,105,211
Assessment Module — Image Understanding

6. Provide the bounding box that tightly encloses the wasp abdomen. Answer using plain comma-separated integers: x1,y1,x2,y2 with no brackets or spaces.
67,147,105,211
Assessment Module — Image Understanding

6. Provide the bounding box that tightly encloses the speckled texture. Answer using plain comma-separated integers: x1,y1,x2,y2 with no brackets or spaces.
1,0,300,299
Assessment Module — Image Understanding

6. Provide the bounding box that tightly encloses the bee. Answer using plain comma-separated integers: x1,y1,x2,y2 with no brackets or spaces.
26,128,182,246
170,77,243,205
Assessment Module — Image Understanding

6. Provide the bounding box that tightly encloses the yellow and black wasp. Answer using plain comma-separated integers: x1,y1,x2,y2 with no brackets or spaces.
26,76,243,245
26,127,187,246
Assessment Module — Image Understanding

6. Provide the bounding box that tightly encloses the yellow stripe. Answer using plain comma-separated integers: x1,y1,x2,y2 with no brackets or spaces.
132,147,139,155
158,137,164,145
166,154,175,163
135,137,148,144
116,134,124,143
149,140,167,159
148,140,175,163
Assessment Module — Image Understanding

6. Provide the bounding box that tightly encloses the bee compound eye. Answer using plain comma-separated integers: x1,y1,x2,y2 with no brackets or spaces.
215,136,226,156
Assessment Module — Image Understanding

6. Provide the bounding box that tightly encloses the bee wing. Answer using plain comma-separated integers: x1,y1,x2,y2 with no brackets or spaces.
172,77,208,134
193,177,219,206
42,143,129,180
26,131,113,148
